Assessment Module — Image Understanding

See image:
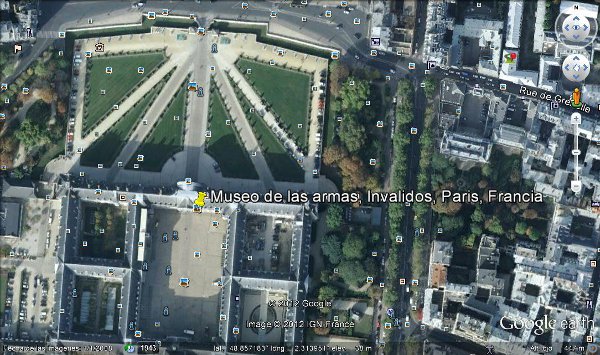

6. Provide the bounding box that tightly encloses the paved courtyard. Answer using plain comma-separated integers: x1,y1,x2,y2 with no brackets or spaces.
138,208,226,343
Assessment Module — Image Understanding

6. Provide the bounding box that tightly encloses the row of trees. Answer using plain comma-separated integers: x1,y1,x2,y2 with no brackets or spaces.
383,79,415,307
410,76,439,278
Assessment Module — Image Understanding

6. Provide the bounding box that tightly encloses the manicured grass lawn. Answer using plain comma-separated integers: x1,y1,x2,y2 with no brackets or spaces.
354,313,374,338
82,51,166,134
237,58,311,150
80,82,165,167
230,76,304,183
207,89,258,179
80,203,126,260
126,84,186,171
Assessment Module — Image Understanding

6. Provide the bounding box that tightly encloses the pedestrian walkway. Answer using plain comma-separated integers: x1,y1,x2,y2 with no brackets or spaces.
213,61,275,191
105,57,193,182
211,33,329,191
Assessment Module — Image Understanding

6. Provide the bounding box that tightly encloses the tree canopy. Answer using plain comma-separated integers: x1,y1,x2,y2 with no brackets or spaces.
326,204,344,230
321,233,343,265
337,260,367,287
342,234,366,260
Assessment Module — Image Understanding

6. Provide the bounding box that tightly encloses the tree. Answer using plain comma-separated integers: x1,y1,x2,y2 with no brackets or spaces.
15,120,51,148
439,215,465,234
326,204,344,230
33,60,50,78
337,260,367,286
515,221,527,235
485,216,504,235
470,224,483,236
339,77,370,113
342,234,366,260
323,145,348,165
321,233,343,265
338,115,366,153
432,189,462,215
423,77,437,99
371,231,380,243
338,155,369,191
526,227,542,241
57,100,67,115
0,244,11,257
481,164,492,177
329,61,349,97
318,285,338,301
471,206,485,223
522,209,539,219
364,258,378,276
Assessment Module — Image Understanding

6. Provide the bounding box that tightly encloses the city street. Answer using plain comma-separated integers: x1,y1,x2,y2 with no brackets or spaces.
5,0,372,87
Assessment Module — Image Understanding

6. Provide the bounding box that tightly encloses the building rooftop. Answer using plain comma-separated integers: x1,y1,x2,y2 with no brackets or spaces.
432,241,453,265
505,0,524,49
1,178,35,199
440,79,466,105
0,201,21,237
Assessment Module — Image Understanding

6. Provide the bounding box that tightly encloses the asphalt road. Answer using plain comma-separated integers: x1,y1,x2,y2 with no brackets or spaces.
4,0,372,86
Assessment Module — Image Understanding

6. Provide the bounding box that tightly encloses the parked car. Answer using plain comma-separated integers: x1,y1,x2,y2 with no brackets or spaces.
165,265,172,276
172,230,179,240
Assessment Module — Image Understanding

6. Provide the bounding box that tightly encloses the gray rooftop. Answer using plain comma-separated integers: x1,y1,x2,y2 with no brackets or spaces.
0,201,21,237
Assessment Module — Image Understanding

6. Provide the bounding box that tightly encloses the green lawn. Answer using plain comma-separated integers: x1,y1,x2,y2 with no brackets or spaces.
354,313,374,338
126,83,187,171
237,58,311,150
206,88,258,179
80,81,165,167
82,51,166,135
229,75,304,182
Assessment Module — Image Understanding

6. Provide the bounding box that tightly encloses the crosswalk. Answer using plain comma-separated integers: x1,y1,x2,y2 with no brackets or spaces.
36,30,63,39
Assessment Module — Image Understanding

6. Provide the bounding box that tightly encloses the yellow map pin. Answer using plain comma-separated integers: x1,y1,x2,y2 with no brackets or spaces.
194,191,207,207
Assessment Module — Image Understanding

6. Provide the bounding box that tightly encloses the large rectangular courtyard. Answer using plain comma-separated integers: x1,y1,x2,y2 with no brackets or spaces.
138,207,227,343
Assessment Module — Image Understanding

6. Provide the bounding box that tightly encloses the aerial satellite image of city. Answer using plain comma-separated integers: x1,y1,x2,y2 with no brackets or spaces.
0,0,600,354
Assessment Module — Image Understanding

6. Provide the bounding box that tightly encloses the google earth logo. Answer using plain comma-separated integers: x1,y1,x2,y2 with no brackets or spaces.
124,344,135,353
